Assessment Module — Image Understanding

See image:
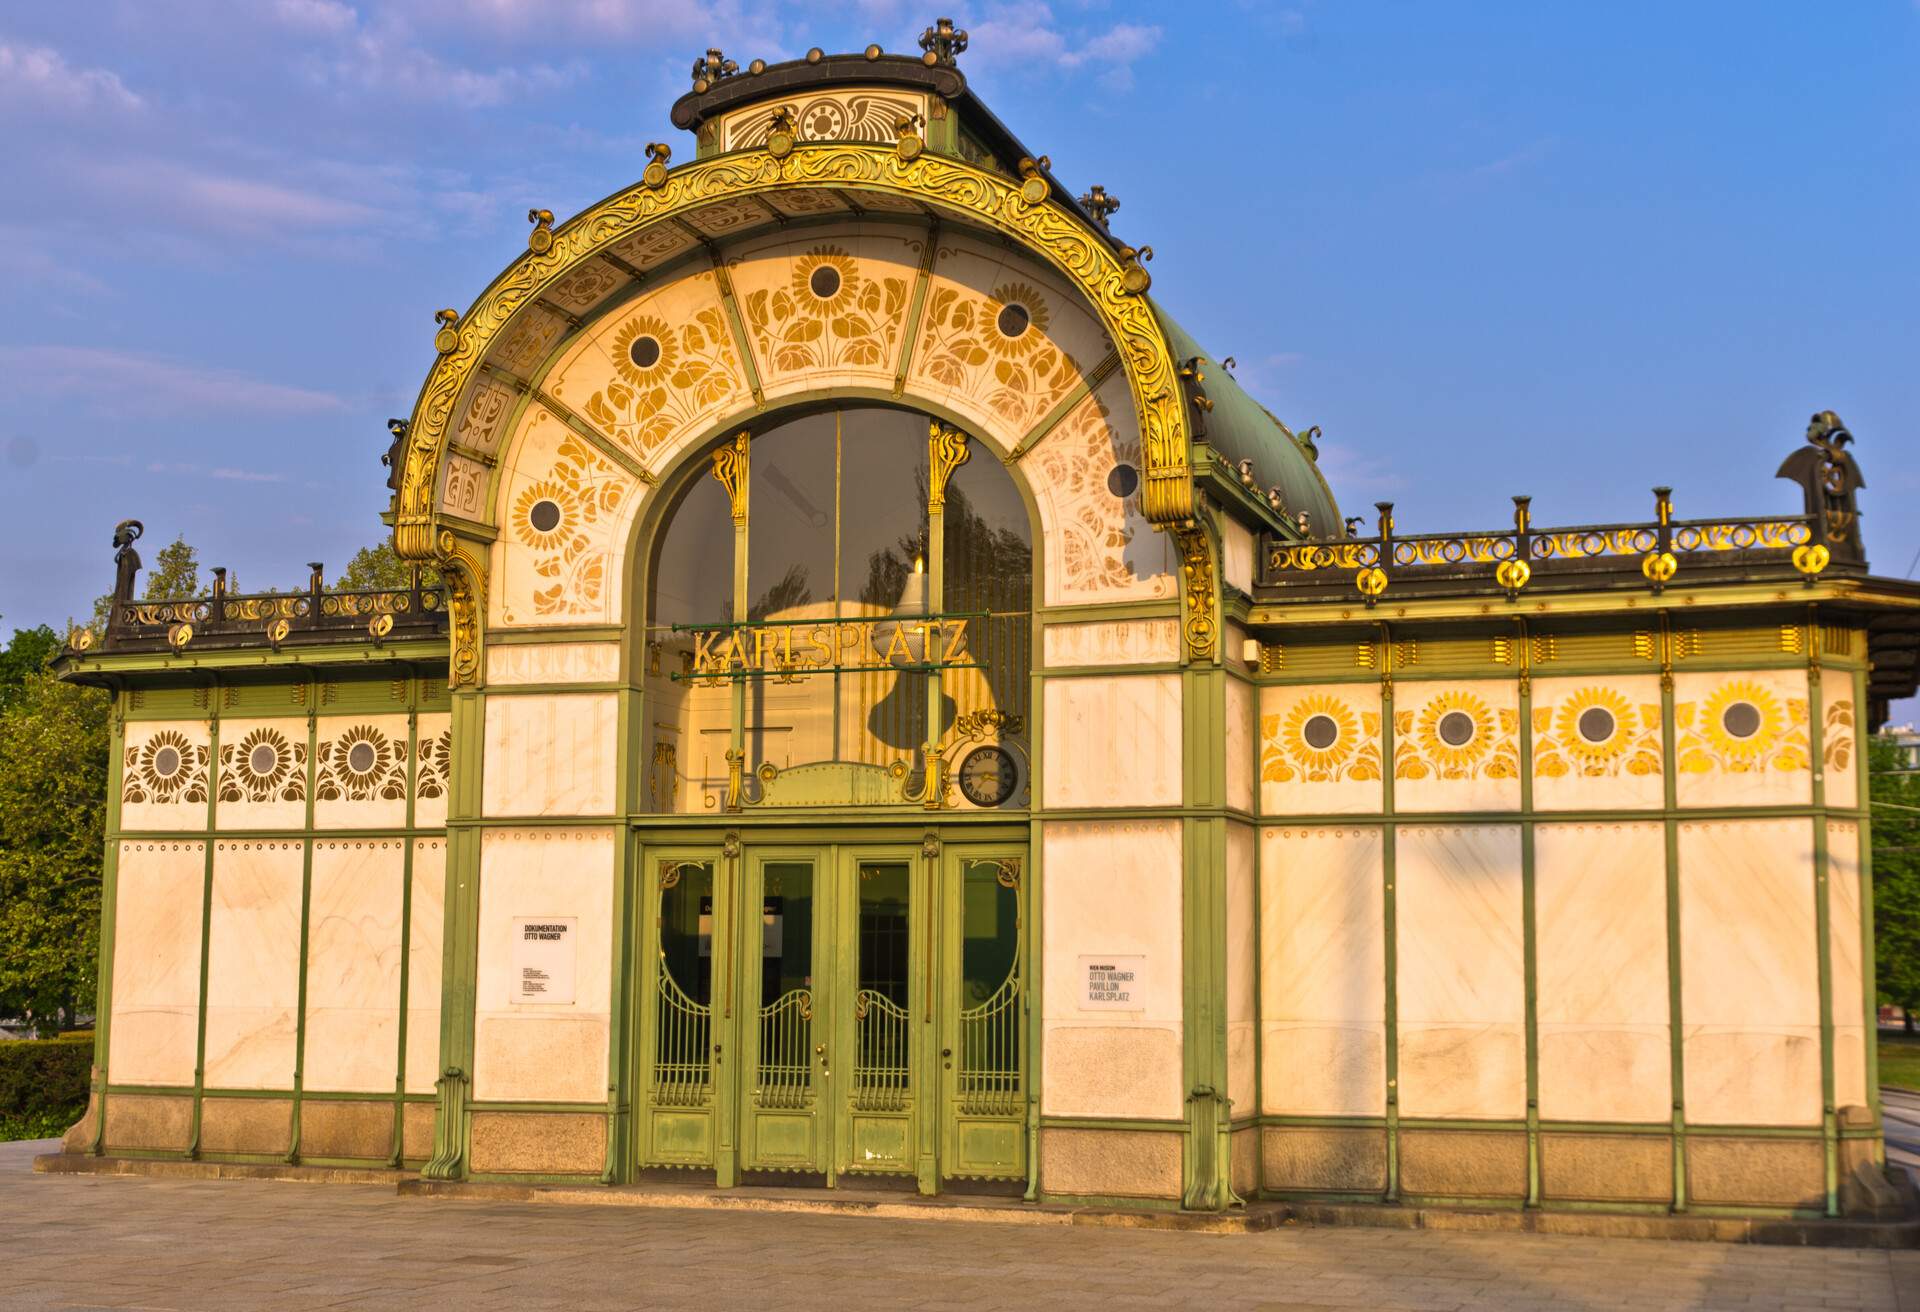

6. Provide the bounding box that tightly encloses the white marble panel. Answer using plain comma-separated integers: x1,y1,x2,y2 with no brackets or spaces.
1529,674,1665,812
1534,822,1671,1123
312,713,411,831
1226,823,1257,1120
482,693,618,817
1221,517,1255,595
1393,680,1522,814
1041,820,1183,1119
412,712,452,831
1395,826,1525,1119
203,840,304,1090
1226,678,1255,815
405,840,446,1095
1258,683,1384,817
473,828,614,1103
1673,669,1813,809
120,720,212,832
1828,821,1868,1110
487,642,622,686
1042,618,1179,668
302,840,404,1093
1821,670,1860,808
212,717,308,830
1042,674,1181,809
1259,827,1385,1117
107,841,206,1086
1679,819,1821,1125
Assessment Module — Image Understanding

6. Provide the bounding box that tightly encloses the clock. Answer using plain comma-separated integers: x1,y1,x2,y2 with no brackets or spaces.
957,745,1018,808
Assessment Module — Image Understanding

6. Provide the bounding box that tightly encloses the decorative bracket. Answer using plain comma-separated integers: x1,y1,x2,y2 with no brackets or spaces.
927,422,971,511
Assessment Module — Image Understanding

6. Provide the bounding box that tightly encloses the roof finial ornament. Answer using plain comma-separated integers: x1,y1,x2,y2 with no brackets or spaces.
111,519,145,609
1295,424,1321,461
383,419,409,493
643,142,672,188
1777,409,1866,558
919,17,969,66
526,208,554,254
766,106,797,158
691,48,737,94
1016,156,1052,205
433,308,460,354
1079,185,1120,231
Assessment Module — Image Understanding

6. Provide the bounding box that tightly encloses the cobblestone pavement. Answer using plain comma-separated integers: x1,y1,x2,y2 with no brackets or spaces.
4,1141,1916,1312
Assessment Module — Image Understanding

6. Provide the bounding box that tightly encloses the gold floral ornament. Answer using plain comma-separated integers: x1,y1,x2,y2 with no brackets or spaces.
1395,690,1520,781
743,245,909,376
508,436,629,617
417,727,453,800
1532,686,1661,779
1675,677,1809,775
122,729,209,805
316,724,409,802
583,297,741,459
219,727,306,804
915,272,1080,430
1261,693,1382,783
1823,697,1854,772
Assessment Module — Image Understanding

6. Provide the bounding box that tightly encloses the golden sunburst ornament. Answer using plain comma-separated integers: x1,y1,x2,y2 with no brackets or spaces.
1699,679,1784,762
988,281,1050,358
1281,693,1359,776
1415,690,1495,771
791,246,860,314
233,727,295,792
1555,686,1634,765
610,314,678,386
512,481,572,551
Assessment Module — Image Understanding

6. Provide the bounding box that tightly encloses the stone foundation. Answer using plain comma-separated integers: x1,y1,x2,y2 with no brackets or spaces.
1037,1126,1182,1200
468,1111,605,1176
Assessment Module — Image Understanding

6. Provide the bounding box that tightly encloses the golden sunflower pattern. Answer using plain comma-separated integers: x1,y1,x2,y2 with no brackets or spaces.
1261,693,1382,783
1028,392,1169,600
315,724,409,802
509,435,630,618
1822,696,1854,773
741,244,910,375
1676,678,1809,775
1533,686,1662,779
121,729,209,805
218,727,307,803
416,727,452,800
579,285,744,460
1394,691,1520,781
916,268,1081,430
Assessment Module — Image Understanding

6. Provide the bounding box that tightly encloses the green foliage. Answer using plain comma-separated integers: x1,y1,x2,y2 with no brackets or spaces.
142,536,206,601
1871,736,1920,1023
0,1034,91,1141
332,540,439,591
0,626,60,711
0,661,107,1035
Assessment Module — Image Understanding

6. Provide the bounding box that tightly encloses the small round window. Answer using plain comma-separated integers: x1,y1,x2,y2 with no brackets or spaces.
1576,706,1616,744
996,302,1031,339
152,746,182,778
628,335,662,369
529,499,563,533
1302,714,1340,750
808,265,841,299
250,743,278,775
1721,701,1762,740
1106,463,1140,499
347,742,378,774
1437,710,1477,747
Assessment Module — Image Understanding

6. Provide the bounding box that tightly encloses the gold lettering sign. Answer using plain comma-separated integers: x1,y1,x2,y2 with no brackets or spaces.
674,617,981,679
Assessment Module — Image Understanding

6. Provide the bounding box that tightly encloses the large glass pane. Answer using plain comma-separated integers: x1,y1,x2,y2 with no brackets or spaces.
756,861,815,1107
655,860,714,1105
837,410,932,767
957,860,1021,1114
648,476,733,811
747,413,838,779
853,861,911,1109
945,444,1032,737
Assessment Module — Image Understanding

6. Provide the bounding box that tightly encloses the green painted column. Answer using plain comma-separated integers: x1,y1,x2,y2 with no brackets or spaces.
424,686,484,1181
87,688,129,1154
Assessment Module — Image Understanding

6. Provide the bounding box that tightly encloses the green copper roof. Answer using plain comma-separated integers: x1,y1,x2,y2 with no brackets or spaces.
1153,308,1342,536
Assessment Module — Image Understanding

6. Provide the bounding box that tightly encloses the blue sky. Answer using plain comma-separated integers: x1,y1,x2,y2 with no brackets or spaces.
1,2,1915,715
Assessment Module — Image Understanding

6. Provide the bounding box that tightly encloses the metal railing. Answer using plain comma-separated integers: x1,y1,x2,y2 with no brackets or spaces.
755,988,814,1109
852,989,910,1112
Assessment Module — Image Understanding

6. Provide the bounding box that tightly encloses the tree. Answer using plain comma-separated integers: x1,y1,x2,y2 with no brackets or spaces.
1872,735,1920,1031
332,540,439,591
0,625,59,713
0,648,107,1034
89,533,209,632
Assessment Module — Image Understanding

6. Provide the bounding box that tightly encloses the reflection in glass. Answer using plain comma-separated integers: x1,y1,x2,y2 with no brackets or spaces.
956,860,1021,1115
655,860,715,1106
853,862,911,1109
756,861,815,1108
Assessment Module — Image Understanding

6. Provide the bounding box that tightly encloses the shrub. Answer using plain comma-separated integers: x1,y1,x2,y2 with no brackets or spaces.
0,1034,91,1139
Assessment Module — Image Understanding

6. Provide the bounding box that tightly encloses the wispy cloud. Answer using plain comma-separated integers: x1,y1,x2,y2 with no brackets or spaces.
1468,138,1559,178
0,346,346,418
0,41,143,113
966,5,1163,91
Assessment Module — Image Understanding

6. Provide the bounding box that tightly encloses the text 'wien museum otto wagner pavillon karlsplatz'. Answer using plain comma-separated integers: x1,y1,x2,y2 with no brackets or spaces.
43,19,1920,1227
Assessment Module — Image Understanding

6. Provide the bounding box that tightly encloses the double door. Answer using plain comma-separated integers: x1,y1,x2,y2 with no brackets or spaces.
638,838,1026,1192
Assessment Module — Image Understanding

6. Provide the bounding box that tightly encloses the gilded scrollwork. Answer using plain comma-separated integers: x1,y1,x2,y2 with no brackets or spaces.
1173,523,1218,664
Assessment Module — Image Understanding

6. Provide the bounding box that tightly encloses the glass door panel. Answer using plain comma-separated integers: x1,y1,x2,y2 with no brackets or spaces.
940,851,1027,1181
740,855,828,1174
839,855,919,1178
642,855,724,1168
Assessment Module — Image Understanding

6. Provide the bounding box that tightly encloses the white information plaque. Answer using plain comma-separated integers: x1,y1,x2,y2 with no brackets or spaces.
512,917,577,1005
1080,954,1147,1011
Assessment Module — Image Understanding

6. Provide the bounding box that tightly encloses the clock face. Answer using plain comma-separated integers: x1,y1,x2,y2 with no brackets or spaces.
957,745,1018,808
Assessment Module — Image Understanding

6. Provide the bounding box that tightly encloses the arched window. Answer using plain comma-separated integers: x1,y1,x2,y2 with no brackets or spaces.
644,406,1032,812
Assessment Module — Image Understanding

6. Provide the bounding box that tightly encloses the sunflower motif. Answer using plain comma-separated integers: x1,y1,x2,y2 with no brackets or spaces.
1554,686,1635,767
1414,690,1496,772
512,481,574,552
1282,693,1360,777
319,724,405,802
1699,679,1785,763
987,282,1051,359
790,246,860,315
125,729,205,804
223,727,303,803
417,728,452,800
609,314,678,387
